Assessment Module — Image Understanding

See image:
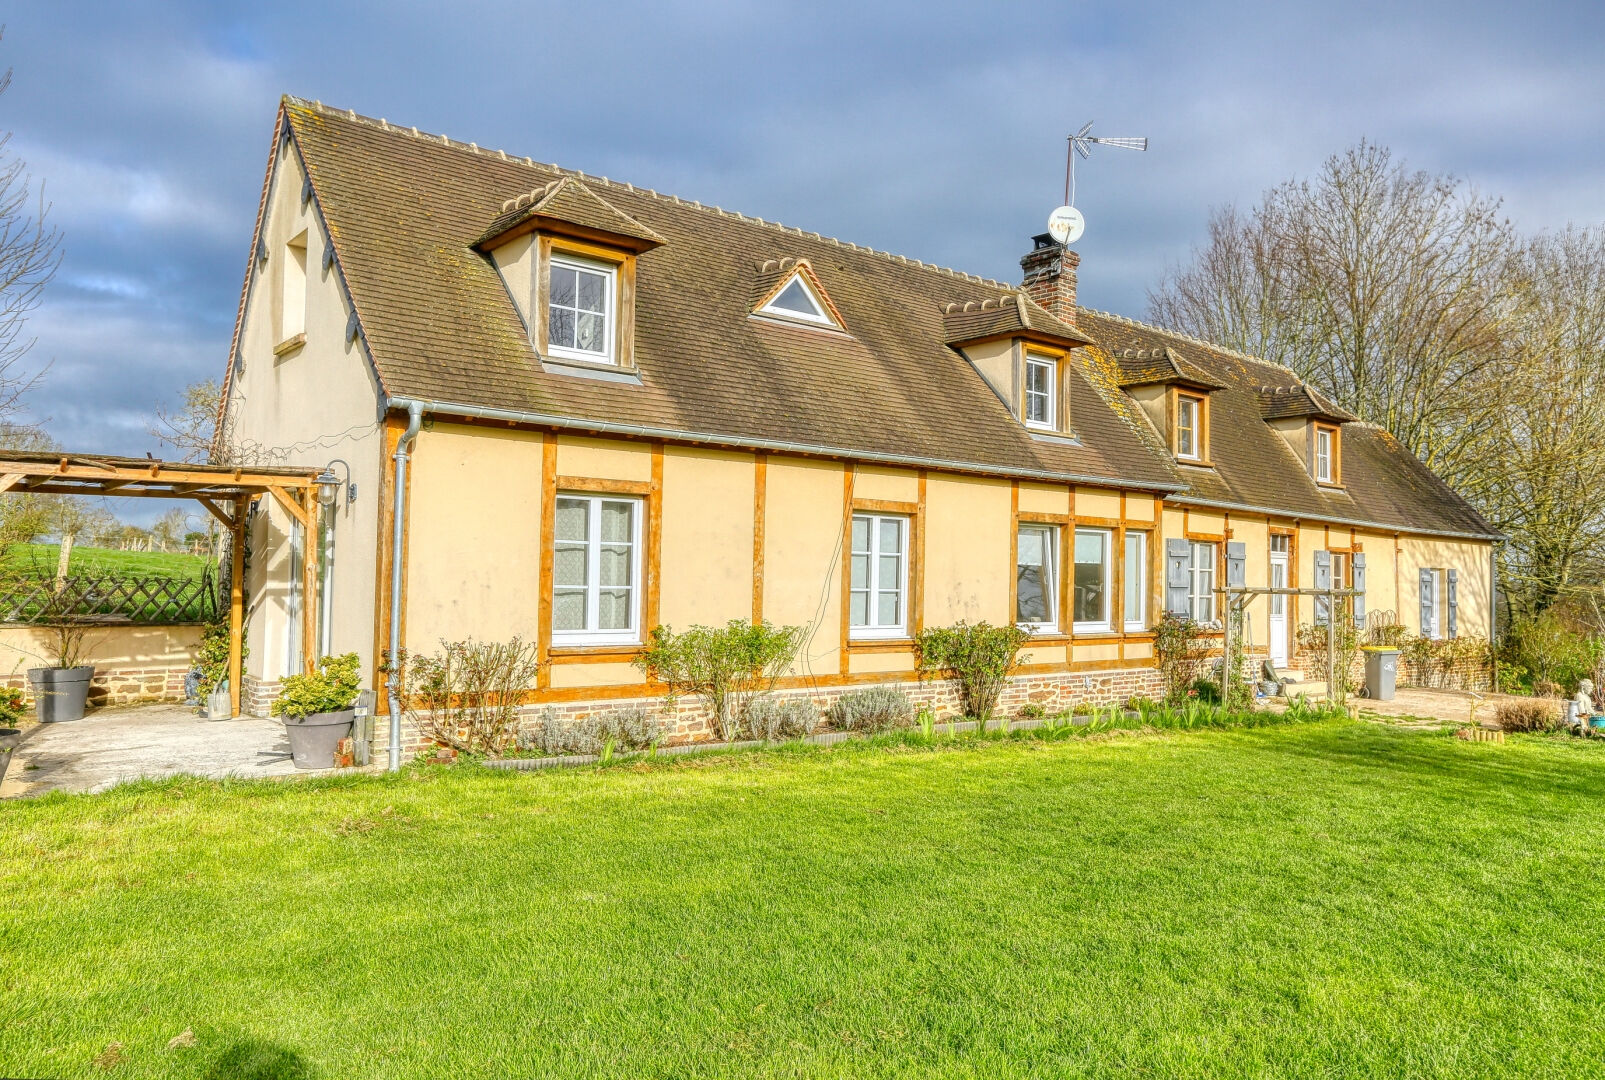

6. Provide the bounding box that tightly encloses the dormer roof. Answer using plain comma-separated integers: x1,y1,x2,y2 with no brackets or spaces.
476,176,666,253
942,293,1095,350
1112,346,1225,391
750,257,847,329
1255,384,1357,423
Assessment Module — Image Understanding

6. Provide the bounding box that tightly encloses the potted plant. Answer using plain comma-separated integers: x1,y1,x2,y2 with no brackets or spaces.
27,618,96,723
273,652,362,769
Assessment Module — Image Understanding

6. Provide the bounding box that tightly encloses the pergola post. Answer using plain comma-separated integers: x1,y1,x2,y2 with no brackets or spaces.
229,499,248,719
301,487,318,674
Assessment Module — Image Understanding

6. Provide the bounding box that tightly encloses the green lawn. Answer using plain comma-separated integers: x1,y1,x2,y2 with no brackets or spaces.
2,721,1604,1079
3,543,210,581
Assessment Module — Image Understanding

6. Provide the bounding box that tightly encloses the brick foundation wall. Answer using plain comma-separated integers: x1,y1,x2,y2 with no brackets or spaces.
1,664,192,709
374,664,1167,762
242,674,282,718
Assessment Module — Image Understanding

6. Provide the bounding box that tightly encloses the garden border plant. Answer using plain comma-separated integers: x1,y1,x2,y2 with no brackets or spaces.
631,618,804,742
913,620,1029,720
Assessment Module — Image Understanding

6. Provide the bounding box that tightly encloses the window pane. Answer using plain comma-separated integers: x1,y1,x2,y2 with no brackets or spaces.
553,545,587,588
1018,528,1043,566
878,518,902,554
597,588,631,630
576,269,606,313
1074,529,1107,625
549,307,575,349
1017,526,1054,625
1124,533,1145,627
550,266,577,307
850,590,869,626
553,589,586,631
599,545,632,587
600,501,632,543
878,554,900,590
770,278,822,317
555,499,588,541
850,553,869,590
851,516,870,552
576,312,605,352
1017,565,1048,623
877,589,900,627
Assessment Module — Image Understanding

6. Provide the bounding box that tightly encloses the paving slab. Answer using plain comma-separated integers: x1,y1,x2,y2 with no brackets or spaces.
0,704,329,797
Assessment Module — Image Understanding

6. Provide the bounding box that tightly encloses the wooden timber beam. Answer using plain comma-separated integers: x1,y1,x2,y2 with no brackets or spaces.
195,497,235,530
0,474,21,494
228,499,248,720
267,485,312,531
301,486,318,674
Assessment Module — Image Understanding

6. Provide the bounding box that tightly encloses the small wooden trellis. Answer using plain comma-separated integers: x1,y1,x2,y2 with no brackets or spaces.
1219,585,1364,706
0,566,219,624
0,451,324,718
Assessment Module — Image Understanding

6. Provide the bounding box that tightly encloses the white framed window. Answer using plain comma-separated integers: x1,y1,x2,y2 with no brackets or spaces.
552,494,641,646
850,513,907,639
1177,394,1201,460
1072,527,1112,633
760,272,834,325
1024,355,1057,429
1016,524,1059,631
547,255,616,363
1123,531,1147,632
1188,540,1217,625
1314,426,1334,482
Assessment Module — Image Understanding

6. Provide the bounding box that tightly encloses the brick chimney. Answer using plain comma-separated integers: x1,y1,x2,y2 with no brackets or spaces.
1020,233,1080,326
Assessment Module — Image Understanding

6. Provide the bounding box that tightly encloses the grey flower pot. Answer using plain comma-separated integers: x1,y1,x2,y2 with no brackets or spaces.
28,666,95,723
283,708,356,770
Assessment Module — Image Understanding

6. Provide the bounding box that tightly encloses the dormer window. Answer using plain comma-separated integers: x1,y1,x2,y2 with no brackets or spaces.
548,255,616,362
1176,392,1206,461
762,274,832,325
1314,423,1340,484
1024,354,1057,429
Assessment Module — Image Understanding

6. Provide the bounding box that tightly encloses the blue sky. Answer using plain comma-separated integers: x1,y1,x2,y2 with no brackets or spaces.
5,0,1604,475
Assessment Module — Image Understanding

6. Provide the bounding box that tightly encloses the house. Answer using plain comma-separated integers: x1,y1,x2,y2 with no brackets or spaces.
220,98,1499,753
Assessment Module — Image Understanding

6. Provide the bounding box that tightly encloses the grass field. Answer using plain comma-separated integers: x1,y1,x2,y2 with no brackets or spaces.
1,543,210,581
2,720,1604,1078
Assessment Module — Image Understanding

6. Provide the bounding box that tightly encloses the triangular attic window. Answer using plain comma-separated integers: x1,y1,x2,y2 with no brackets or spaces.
762,273,835,325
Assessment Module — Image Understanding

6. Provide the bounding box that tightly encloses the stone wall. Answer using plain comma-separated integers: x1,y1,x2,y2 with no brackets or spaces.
0,623,203,709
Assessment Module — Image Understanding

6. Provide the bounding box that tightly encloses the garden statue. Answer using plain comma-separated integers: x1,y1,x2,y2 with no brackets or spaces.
1573,679,1597,723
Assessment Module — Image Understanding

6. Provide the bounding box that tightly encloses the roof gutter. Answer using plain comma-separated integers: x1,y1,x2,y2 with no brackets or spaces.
385,399,423,773
1165,493,1504,544
382,396,1186,493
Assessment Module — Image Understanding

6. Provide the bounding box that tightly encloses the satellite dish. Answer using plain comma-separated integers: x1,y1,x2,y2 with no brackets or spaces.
1047,205,1084,245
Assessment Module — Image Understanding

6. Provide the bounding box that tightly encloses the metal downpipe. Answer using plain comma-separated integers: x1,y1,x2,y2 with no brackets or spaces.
386,400,423,771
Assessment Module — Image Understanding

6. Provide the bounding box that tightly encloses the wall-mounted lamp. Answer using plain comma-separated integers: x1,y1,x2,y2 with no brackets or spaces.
315,459,356,506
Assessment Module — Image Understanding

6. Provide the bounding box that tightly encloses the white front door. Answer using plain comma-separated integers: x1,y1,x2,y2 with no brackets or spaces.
1269,544,1289,667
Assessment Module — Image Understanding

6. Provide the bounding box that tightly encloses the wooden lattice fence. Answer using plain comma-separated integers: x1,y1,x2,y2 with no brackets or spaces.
0,564,219,625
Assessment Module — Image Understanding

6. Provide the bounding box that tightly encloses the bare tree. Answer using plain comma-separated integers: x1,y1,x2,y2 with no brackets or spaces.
149,378,221,462
0,32,60,426
1149,142,1518,487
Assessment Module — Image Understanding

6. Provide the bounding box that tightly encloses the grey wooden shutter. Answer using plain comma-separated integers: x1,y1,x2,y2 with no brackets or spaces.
1165,538,1190,617
1351,551,1367,629
1419,568,1434,637
1447,569,1459,638
1313,549,1331,623
1225,541,1247,590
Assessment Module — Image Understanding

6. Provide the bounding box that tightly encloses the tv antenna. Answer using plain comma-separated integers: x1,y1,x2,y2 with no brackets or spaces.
1048,121,1148,245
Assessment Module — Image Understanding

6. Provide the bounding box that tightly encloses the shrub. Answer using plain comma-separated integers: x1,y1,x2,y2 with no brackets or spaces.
520,707,665,757
1494,698,1561,733
1153,615,1206,705
1297,618,1360,700
914,621,1029,719
1503,611,1603,694
1366,618,1410,647
273,653,362,719
388,638,543,756
743,696,819,742
0,685,25,725
195,618,245,698
828,686,914,733
1016,702,1047,723
632,619,804,742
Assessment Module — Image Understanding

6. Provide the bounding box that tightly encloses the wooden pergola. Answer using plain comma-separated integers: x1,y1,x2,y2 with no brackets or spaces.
0,450,326,718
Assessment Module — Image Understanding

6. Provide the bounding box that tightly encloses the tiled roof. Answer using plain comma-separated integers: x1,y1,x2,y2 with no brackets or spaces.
1111,346,1225,390
251,98,1498,539
942,295,1095,348
272,98,1176,490
1076,310,1498,538
476,176,665,251
1255,383,1358,422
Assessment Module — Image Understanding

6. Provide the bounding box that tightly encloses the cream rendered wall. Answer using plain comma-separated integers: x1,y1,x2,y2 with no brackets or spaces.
762,457,846,674
1398,536,1493,638
923,474,1011,625
227,144,385,690
1233,517,1272,650
1076,487,1121,520
1270,418,1309,468
557,435,653,482
854,466,919,504
659,447,754,627
0,624,203,679
1125,495,1156,523
962,338,1017,410
1018,482,1069,517
489,233,535,329
404,424,544,646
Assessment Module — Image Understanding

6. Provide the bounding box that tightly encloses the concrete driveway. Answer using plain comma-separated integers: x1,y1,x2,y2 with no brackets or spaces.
0,704,328,797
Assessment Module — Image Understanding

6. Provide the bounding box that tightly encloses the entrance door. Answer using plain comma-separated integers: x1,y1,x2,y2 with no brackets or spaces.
1269,538,1290,667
